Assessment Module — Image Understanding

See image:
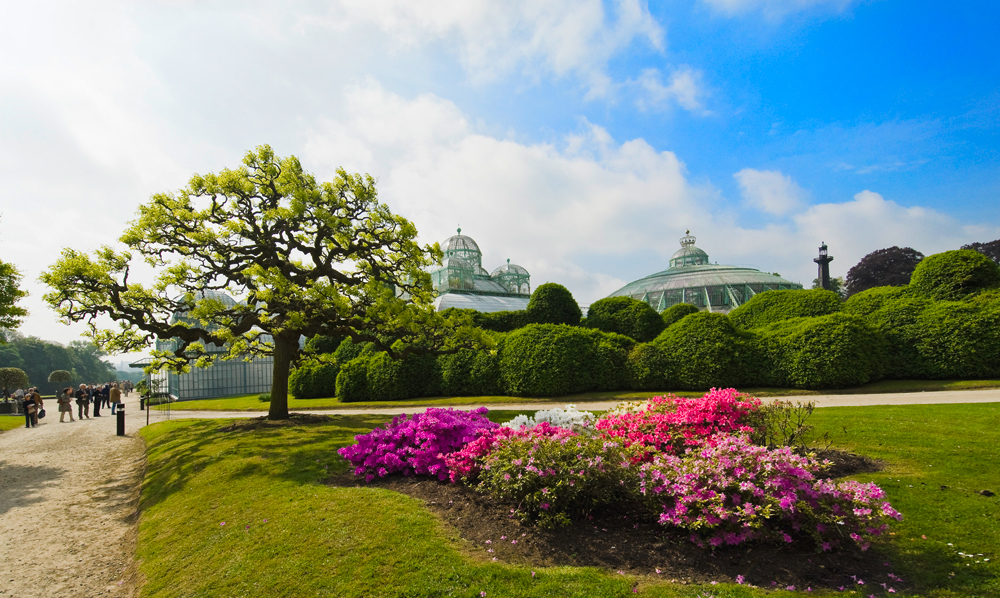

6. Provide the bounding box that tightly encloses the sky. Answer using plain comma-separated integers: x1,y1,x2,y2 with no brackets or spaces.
2,0,999,355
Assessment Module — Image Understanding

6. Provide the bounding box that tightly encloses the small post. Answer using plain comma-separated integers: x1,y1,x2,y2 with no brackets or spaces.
117,404,125,436
140,397,145,410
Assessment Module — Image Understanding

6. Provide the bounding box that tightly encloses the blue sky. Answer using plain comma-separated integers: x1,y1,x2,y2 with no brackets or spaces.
2,0,999,348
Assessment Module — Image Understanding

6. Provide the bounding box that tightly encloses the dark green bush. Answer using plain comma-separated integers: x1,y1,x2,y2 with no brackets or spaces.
910,249,1000,300
625,343,669,390
332,337,374,365
585,296,665,342
757,313,883,389
842,285,917,318
913,299,1000,379
304,334,344,355
335,355,372,402
397,352,442,399
475,310,530,332
653,312,753,390
288,361,340,399
661,303,699,328
857,295,932,378
526,283,582,326
366,352,405,401
499,324,632,396
729,289,842,330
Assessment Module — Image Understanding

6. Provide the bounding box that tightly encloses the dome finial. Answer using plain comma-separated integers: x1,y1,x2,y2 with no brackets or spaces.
457,226,461,234
680,230,696,248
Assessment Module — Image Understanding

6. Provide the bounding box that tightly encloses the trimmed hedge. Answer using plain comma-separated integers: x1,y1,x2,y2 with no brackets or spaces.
653,312,754,390
910,249,1000,301
336,356,371,402
585,296,666,342
729,289,842,331
661,303,699,329
912,298,1000,379
288,361,340,399
842,286,917,318
756,313,883,389
475,310,530,333
526,283,583,326
499,324,633,396
625,343,669,390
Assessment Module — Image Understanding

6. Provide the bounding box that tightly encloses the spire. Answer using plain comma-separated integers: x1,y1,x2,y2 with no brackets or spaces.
680,230,696,248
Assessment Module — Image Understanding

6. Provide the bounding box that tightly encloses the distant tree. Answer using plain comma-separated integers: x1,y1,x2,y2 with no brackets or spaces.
961,239,1000,264
41,146,484,420
811,276,847,298
526,283,582,326
584,296,665,342
0,343,22,368
0,367,29,392
0,259,28,340
845,246,925,297
48,370,73,385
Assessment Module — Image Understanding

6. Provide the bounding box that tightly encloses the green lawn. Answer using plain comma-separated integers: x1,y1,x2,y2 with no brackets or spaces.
0,415,26,432
137,402,1000,597
155,379,1000,412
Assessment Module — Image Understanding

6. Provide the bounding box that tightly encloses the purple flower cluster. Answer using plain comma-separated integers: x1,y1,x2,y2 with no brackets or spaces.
337,407,499,481
639,434,902,549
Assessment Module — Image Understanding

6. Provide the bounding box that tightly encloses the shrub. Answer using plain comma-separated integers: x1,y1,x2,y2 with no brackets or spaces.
661,303,699,328
338,407,499,481
476,310,529,332
475,434,640,527
304,334,344,355
639,434,902,550
729,289,842,330
397,352,442,399
625,343,669,390
910,249,1000,300
856,294,932,378
332,337,374,366
526,283,582,326
499,324,632,396
654,312,752,389
913,299,1000,379
585,296,665,342
257,393,271,403
502,405,596,433
335,355,372,402
366,352,405,401
744,399,817,448
444,422,578,482
757,313,883,389
842,285,917,318
595,389,760,458
289,361,340,399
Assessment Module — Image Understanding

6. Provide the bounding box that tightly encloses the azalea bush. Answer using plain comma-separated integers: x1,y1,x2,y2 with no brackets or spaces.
502,404,596,433
337,407,498,481
596,388,761,457
476,434,640,528
639,434,902,550
444,422,577,483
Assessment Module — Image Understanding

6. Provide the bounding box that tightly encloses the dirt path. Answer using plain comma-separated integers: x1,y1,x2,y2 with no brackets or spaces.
0,394,146,598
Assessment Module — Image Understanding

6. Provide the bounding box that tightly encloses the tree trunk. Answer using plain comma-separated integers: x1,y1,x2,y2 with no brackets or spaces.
268,333,299,420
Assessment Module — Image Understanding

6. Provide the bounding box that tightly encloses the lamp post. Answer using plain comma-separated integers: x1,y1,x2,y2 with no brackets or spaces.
814,242,834,291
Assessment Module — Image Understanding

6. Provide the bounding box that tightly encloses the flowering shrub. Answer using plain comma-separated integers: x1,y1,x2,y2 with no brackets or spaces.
639,434,902,550
444,422,576,483
596,388,760,457
476,434,641,527
502,404,596,433
337,407,499,481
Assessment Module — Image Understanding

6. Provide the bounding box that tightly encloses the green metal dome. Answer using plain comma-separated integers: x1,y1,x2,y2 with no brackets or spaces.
606,232,802,312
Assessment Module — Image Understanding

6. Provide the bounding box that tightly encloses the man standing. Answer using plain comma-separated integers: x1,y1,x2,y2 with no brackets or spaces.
75,384,90,420
90,384,101,417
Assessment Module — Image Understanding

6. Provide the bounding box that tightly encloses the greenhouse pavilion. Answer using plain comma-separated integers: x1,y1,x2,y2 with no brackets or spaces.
605,232,802,313
429,229,532,313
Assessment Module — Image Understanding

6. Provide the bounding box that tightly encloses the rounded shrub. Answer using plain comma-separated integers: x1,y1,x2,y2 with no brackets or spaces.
913,299,1000,379
585,296,665,342
336,355,372,402
729,289,842,330
653,312,752,390
397,352,442,399
475,310,529,332
366,352,405,401
526,283,582,326
842,285,917,318
304,334,344,355
661,303,699,329
626,343,669,390
758,313,883,389
860,295,933,379
910,249,1000,300
289,361,340,399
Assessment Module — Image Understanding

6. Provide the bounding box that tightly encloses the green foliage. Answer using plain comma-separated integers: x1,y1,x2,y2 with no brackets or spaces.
366,352,406,401
744,399,817,448
910,249,1000,300
729,289,842,330
624,343,669,390
852,293,933,378
0,336,113,393
47,369,73,384
0,260,28,336
584,296,665,342
912,297,1000,379
304,334,343,355
0,367,29,391
288,361,340,399
335,356,372,402
757,313,883,389
525,283,582,326
474,310,529,332
653,312,753,389
659,303,699,328
842,285,917,317
499,324,633,396
257,393,271,403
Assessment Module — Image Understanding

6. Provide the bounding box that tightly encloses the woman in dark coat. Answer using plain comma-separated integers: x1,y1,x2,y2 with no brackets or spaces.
22,393,37,428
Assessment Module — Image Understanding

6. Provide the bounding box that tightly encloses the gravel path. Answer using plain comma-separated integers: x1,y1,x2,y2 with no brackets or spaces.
0,394,145,598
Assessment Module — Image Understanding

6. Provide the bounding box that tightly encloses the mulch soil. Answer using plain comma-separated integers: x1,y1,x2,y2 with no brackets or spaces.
327,449,906,591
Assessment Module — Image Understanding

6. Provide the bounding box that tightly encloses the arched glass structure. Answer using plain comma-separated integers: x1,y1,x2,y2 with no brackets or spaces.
429,229,532,313
606,232,803,313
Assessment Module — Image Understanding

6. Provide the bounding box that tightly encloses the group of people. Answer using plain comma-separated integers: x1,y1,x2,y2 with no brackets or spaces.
10,381,135,428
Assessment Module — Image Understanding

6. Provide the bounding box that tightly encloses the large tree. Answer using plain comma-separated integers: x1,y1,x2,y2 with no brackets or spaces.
42,146,482,419
811,276,847,299
0,259,28,341
845,246,925,297
961,239,1000,264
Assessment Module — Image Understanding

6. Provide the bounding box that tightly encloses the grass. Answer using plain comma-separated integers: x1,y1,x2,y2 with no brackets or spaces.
137,402,1000,597
0,415,26,432
157,379,1000,412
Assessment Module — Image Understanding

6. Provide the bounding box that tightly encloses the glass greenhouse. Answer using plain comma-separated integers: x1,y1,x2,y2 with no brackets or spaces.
606,232,803,313
429,229,532,313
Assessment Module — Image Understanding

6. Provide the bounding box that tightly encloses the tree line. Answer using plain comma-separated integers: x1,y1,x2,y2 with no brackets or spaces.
0,333,115,395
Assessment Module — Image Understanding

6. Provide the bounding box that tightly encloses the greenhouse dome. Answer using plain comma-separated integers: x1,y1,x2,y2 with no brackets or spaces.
429,229,531,313
605,232,803,313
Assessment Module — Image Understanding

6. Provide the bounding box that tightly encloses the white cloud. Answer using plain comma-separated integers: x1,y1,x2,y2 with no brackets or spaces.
734,168,805,215
702,0,853,19
313,0,665,94
634,66,711,114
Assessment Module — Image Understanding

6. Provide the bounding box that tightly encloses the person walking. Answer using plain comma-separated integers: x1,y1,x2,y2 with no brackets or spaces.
109,383,122,415
100,384,111,410
58,387,75,422
29,388,43,426
22,392,37,428
75,384,91,420
90,384,102,417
